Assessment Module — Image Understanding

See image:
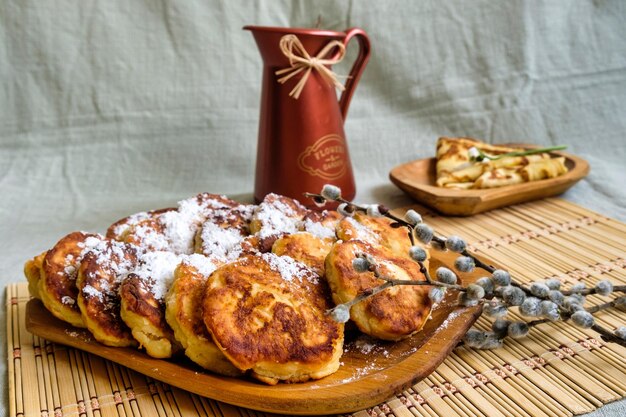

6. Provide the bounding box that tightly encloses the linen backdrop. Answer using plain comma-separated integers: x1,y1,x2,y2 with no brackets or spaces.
1,1,625,416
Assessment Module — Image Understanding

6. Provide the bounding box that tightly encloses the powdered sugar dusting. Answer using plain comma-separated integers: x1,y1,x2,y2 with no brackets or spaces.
200,222,246,262
160,210,204,255
111,212,151,237
91,240,138,277
352,335,390,355
183,254,219,278
64,255,77,278
344,217,379,244
300,217,336,240
254,194,303,239
80,239,140,305
63,234,105,280
158,195,241,254
339,361,383,384
132,251,183,300
338,335,393,383
260,253,318,284
82,284,102,301
81,236,104,249
61,296,75,305
219,203,256,225
128,222,170,252
122,251,220,300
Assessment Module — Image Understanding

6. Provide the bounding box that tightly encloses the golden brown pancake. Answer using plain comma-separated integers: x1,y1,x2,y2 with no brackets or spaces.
194,202,257,261
473,168,525,189
440,162,554,189
249,193,309,252
203,253,343,384
108,193,244,254
165,256,242,376
76,239,141,347
119,251,183,358
522,156,568,182
441,181,475,189
435,137,523,184
490,153,549,169
336,212,420,263
236,235,264,257
272,232,333,275
37,232,104,328
160,193,245,254
435,137,568,189
106,208,174,251
325,240,432,341
298,209,342,241
107,208,173,240
438,163,488,188
24,251,46,300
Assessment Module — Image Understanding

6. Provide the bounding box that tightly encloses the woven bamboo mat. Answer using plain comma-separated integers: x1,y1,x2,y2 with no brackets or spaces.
7,198,626,417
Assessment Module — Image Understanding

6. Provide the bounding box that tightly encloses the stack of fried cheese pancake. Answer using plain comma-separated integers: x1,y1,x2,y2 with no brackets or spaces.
24,192,433,385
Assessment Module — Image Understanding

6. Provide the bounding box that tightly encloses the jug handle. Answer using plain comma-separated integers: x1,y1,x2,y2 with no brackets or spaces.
338,28,371,120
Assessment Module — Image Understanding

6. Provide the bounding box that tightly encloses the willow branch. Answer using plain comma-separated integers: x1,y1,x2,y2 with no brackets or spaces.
591,324,626,348
562,285,626,296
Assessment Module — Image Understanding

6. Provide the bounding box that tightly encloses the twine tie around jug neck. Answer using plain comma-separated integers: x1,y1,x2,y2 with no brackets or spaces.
275,34,346,99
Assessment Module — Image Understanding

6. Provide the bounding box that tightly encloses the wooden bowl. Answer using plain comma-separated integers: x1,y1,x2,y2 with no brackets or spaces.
389,146,589,216
26,249,487,415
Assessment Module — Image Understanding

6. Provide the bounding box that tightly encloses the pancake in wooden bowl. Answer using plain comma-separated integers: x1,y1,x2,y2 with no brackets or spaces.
325,240,432,341
203,253,343,385
435,137,568,189
76,239,141,347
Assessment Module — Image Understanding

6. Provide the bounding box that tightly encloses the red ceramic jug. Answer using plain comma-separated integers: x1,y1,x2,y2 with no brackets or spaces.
244,25,370,206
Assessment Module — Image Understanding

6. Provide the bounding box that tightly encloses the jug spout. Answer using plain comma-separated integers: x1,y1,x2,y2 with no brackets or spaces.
244,25,370,207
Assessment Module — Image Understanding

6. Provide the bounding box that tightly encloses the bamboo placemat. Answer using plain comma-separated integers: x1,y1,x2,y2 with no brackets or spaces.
7,198,626,417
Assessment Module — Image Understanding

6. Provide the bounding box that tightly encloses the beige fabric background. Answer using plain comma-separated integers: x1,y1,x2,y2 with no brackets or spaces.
1,1,625,415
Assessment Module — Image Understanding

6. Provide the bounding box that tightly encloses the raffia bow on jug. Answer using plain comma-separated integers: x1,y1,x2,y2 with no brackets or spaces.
275,34,347,99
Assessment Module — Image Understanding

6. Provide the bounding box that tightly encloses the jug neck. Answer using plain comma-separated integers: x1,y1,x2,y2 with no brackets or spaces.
244,25,346,67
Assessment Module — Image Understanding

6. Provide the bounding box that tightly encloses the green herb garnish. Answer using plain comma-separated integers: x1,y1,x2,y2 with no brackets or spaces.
468,145,567,162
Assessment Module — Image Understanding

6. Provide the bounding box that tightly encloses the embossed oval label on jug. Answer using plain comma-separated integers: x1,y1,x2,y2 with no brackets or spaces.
297,134,347,180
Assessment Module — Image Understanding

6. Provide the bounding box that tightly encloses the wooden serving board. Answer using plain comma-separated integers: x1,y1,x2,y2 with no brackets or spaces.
25,249,486,415
389,145,589,216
